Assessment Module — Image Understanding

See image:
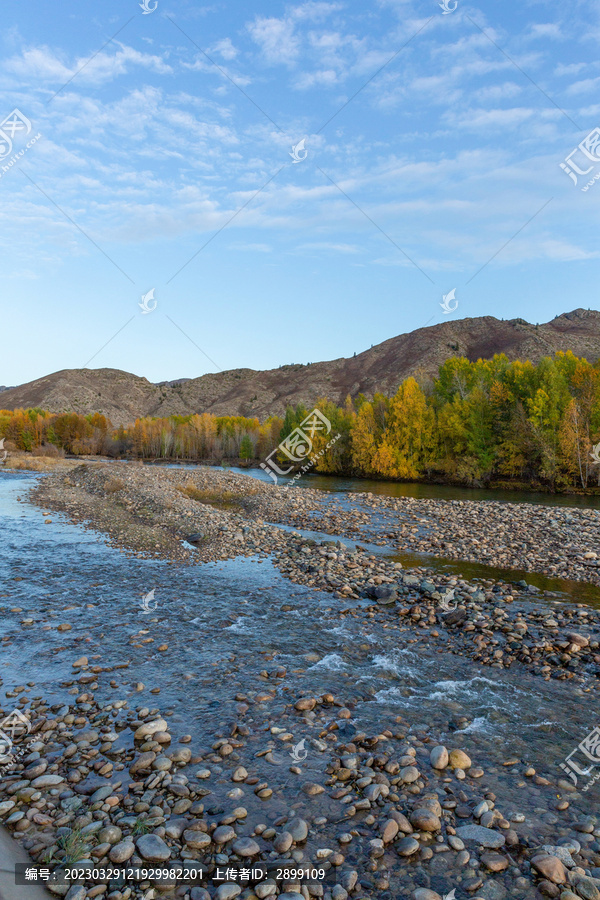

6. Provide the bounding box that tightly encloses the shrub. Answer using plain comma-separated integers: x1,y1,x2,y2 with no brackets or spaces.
104,478,126,493
32,444,65,458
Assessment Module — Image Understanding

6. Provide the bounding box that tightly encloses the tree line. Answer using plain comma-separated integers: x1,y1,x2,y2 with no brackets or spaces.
2,351,600,489
0,409,282,463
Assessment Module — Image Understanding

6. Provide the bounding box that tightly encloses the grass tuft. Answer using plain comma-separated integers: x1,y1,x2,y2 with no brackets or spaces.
175,483,245,510
104,477,126,493
55,827,90,864
132,816,151,836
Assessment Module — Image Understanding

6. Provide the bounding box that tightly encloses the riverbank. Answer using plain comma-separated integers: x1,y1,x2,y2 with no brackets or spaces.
25,463,600,686
5,449,600,500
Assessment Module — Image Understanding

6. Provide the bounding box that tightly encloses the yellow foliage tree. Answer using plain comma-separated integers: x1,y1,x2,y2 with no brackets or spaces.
351,401,377,475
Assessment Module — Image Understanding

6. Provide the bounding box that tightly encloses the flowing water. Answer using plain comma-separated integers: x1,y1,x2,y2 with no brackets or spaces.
0,469,598,824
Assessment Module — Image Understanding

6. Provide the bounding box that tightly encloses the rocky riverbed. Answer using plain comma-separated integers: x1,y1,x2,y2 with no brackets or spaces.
3,675,600,900
0,463,597,900
30,464,600,686
31,463,600,583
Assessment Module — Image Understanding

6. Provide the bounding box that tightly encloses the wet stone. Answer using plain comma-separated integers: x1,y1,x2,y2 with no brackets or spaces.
183,830,211,850
232,837,260,857
455,825,505,848
481,851,509,872
213,825,237,844
135,833,171,861
531,854,567,884
287,819,309,842
109,841,135,863
430,746,448,769
397,836,420,856
215,886,242,900
409,809,441,832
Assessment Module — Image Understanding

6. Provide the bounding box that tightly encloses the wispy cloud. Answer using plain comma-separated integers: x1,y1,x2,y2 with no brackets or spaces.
4,43,172,86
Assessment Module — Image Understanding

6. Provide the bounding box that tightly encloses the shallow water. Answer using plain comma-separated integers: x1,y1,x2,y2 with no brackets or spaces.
1,468,598,818
148,461,600,605
214,464,600,509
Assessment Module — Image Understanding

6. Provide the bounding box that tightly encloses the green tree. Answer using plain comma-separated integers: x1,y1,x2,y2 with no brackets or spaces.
239,434,254,460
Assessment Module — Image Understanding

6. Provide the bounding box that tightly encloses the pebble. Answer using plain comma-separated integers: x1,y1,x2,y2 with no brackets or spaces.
135,834,171,861
531,854,567,884
455,825,506,848
430,746,448,769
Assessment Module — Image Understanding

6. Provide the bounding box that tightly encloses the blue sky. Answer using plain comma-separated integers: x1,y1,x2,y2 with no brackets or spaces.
1,0,600,387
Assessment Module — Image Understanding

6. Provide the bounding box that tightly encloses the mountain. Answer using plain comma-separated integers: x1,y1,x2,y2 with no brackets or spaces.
1,309,599,426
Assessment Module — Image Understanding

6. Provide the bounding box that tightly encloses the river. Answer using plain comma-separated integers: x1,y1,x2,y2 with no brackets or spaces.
0,469,597,786
219,465,600,509
1,468,599,899
147,463,600,608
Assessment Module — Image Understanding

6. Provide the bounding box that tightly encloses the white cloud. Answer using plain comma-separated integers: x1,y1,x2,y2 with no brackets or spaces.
473,82,522,101
247,16,300,65
537,239,599,260
5,46,71,82
4,43,172,87
211,38,238,60
292,2,344,22
5,269,40,280
555,62,589,76
445,106,538,130
295,68,340,88
299,241,361,253
180,56,252,87
564,77,600,95
528,23,563,40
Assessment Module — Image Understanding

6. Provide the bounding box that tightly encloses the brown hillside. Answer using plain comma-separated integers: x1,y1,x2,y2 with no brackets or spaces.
1,309,598,425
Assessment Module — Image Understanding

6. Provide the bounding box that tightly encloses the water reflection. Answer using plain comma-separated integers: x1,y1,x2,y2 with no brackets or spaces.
216,464,600,509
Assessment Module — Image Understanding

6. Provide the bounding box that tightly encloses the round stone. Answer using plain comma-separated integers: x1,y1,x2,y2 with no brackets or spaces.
455,825,505,849
430,746,448,769
213,825,236,844
109,841,135,864
232,837,260,857
382,819,399,843
295,698,316,710
135,833,171,862
98,825,122,845
31,775,64,788
481,852,509,872
215,885,242,900
130,751,156,774
302,782,325,796
448,749,472,769
409,809,441,832
397,836,420,856
287,818,309,842
183,830,211,850
274,831,293,853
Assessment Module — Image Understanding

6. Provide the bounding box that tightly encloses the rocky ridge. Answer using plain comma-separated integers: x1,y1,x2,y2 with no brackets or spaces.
2,309,600,424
